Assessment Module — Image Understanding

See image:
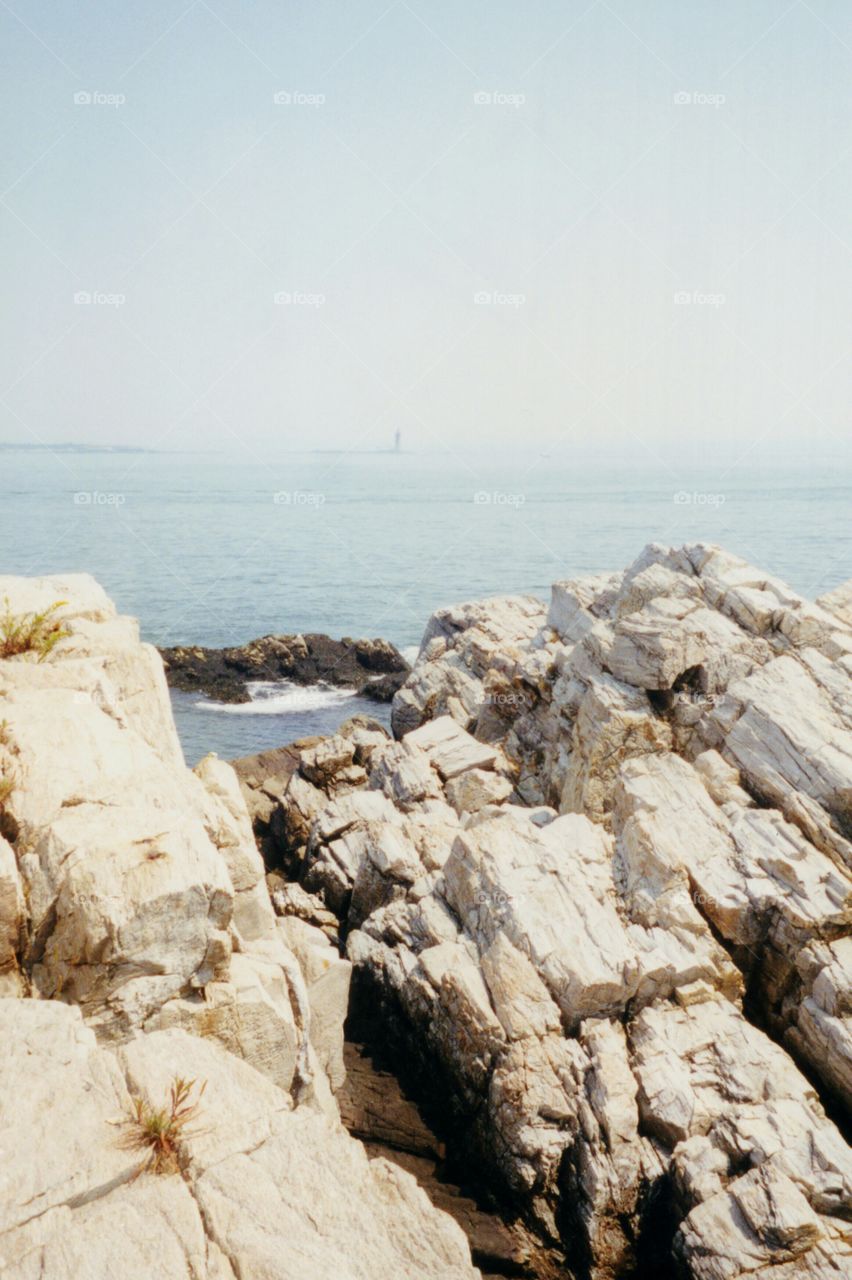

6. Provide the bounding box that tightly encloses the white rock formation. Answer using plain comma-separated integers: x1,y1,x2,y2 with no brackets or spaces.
0,1001,479,1280
5,551,852,1280
390,594,546,738
0,575,344,1106
253,544,852,1279
0,575,482,1280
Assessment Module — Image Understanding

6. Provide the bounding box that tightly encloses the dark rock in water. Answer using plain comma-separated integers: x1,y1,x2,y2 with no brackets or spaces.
159,633,410,704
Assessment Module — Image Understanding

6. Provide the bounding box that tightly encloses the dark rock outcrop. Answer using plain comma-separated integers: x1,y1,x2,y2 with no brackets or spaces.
160,633,410,704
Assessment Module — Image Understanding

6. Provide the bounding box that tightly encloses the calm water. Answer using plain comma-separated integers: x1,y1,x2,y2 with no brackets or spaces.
2,448,849,761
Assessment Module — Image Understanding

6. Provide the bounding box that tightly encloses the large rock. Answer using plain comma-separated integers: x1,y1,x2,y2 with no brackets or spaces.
160,633,410,704
0,575,342,1108
390,595,545,737
0,1001,479,1280
819,578,852,630
344,546,852,1275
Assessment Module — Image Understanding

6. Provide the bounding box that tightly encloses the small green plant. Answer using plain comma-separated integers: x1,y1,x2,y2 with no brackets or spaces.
0,776,12,808
0,598,69,662
121,1077,206,1178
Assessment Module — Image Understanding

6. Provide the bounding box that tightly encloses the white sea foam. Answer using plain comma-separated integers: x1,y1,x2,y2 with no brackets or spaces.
194,680,358,716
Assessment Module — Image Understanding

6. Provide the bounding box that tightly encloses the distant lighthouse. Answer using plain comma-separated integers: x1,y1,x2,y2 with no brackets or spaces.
394,429,401,453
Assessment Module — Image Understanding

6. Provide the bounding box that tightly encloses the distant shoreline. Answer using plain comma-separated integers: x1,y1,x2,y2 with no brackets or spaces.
0,442,157,455
0,443,413,457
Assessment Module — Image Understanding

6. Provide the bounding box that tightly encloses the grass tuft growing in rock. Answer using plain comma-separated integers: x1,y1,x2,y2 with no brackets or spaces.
0,599,69,661
122,1076,206,1178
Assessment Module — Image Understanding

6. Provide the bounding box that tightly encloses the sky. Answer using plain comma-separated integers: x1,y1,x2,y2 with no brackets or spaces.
1,0,851,470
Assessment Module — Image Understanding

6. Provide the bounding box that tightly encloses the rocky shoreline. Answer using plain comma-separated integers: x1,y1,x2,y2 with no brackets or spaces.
1,545,851,1279
234,544,852,1278
159,632,410,704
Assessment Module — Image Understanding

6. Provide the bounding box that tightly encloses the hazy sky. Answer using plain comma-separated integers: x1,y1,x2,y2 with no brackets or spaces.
1,1,851,469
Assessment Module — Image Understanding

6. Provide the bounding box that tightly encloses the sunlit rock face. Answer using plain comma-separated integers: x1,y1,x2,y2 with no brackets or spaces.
261,545,852,1279
0,575,480,1280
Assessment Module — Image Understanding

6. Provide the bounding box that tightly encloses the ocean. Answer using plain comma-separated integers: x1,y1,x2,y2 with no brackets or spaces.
2,447,849,763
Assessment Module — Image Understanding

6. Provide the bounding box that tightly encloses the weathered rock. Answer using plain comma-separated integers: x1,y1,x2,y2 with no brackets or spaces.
194,753,276,943
406,714,502,780
160,632,409,704
444,767,514,814
390,595,545,737
339,1041,537,1276
269,876,340,940
277,914,351,1090
0,1001,480,1280
344,545,852,1275
7,552,852,1279
675,1165,851,1280
0,575,344,1108
231,719,391,873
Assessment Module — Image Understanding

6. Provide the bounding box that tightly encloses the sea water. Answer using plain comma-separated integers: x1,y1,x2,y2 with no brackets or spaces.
2,448,849,762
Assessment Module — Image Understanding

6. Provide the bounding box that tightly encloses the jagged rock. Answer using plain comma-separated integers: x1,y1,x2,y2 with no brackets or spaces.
0,1001,479,1280
231,719,389,874
159,632,409,704
297,721,522,924
7,551,852,1280
369,738,446,808
194,753,277,943
705,653,852,856
338,713,391,764
390,595,545,737
331,544,852,1276
0,575,343,1108
269,877,340,939
146,940,312,1099
786,935,852,1112
444,767,514,814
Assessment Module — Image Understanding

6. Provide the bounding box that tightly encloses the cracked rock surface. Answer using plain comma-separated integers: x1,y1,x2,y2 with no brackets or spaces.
245,544,852,1279
0,575,480,1280
0,1002,478,1279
